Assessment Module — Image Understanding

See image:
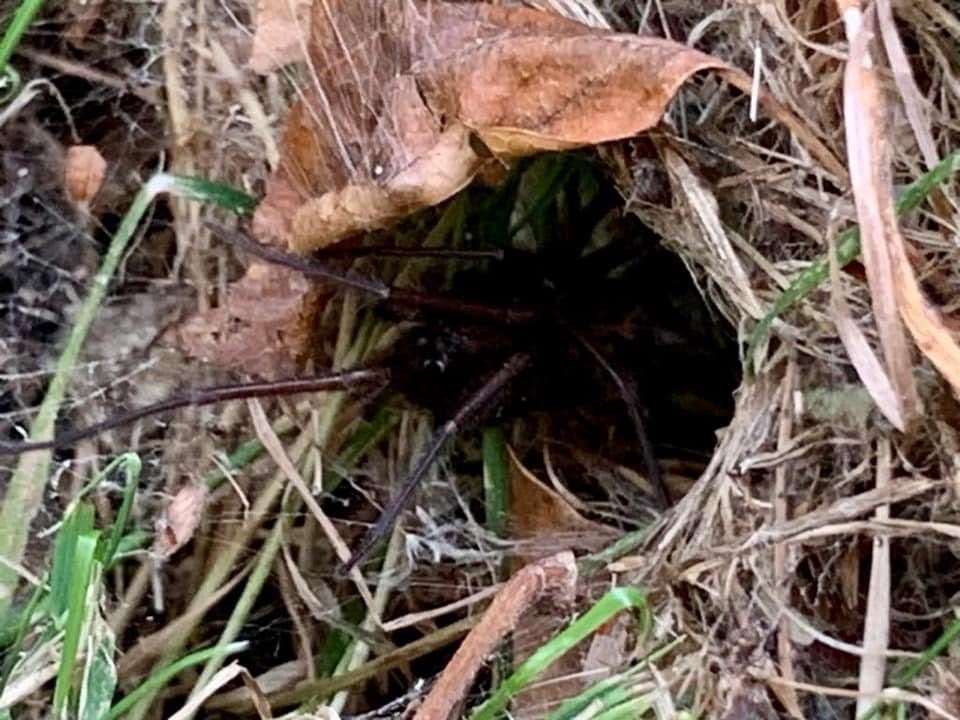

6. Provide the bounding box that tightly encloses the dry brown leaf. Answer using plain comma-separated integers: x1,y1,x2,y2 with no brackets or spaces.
153,483,209,558
507,445,615,558
250,0,311,73
290,123,481,252
417,33,724,157
64,144,107,208
172,261,319,374
276,1,728,251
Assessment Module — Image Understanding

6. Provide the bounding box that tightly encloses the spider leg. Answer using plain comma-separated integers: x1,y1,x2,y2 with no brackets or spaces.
211,227,539,326
568,329,671,511
313,246,504,262
343,351,532,572
0,369,389,456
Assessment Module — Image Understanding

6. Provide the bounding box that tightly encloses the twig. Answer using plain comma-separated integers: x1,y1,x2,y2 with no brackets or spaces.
15,47,161,105
413,551,577,720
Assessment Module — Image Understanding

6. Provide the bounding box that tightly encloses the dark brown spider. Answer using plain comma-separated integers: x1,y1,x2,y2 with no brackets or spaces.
2,154,739,571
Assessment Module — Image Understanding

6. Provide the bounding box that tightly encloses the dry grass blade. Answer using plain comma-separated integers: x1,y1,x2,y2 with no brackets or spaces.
876,0,939,169
888,230,960,396
771,357,803,719
840,2,919,425
168,662,271,720
842,2,960,399
856,437,892,717
247,398,378,617
827,213,905,430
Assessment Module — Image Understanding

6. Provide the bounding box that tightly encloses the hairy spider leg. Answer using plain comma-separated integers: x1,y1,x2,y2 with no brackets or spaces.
0,369,389,456
313,245,505,262
343,351,533,572
216,227,539,326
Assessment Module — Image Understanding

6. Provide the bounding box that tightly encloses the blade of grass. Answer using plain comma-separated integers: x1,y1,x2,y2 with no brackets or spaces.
746,151,960,373
0,0,44,78
0,582,45,696
578,526,651,577
98,454,141,567
52,531,100,717
546,636,685,720
0,174,254,621
78,614,116,720
106,642,248,720
470,587,649,720
482,427,509,538
49,503,95,621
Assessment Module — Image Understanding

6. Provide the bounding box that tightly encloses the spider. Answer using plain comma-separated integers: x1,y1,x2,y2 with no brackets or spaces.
2,153,738,571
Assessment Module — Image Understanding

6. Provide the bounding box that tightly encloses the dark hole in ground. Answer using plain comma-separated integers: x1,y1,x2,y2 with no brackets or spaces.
372,152,741,515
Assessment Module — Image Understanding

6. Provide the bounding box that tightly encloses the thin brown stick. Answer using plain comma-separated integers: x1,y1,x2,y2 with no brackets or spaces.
413,551,577,720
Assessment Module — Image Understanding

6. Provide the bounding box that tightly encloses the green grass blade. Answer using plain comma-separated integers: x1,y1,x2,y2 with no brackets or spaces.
106,642,248,719
470,587,648,720
322,406,399,491
0,173,254,622
579,526,651,578
746,151,960,372
171,176,256,216
857,612,960,720
592,696,655,719
546,636,684,720
98,454,141,567
52,530,100,717
0,0,44,78
547,673,636,720
49,503,95,621
0,581,45,695
482,427,509,538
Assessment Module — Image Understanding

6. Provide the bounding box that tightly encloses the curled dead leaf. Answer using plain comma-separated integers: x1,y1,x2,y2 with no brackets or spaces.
64,144,107,208
154,484,209,558
419,34,725,157
290,123,481,251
